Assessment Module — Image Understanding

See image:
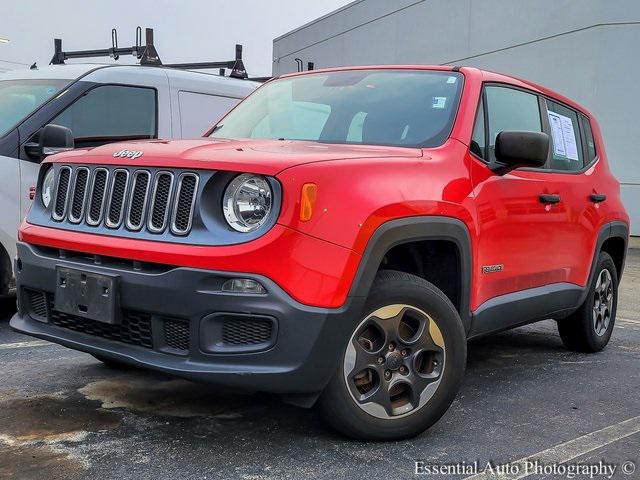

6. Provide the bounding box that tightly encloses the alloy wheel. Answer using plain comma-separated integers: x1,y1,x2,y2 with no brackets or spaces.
343,304,445,419
593,268,614,337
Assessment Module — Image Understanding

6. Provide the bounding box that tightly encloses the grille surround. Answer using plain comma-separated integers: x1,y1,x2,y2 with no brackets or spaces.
52,166,72,221
86,168,110,226
105,169,130,229
49,165,200,237
31,165,282,246
68,167,90,224
147,171,175,234
170,173,199,236
125,170,152,231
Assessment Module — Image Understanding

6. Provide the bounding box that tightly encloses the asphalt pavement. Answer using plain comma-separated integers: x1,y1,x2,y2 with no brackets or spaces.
1,250,638,480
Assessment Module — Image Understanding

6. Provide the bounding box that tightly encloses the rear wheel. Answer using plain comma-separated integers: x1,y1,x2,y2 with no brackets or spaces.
319,270,466,441
557,252,618,352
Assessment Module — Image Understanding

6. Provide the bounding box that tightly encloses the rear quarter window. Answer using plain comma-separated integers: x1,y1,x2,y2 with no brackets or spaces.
580,114,597,164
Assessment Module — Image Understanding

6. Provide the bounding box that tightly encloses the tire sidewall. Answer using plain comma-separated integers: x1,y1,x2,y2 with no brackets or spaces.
321,271,467,440
584,253,618,350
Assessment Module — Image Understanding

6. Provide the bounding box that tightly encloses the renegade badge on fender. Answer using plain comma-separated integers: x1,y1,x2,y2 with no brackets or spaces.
12,66,629,440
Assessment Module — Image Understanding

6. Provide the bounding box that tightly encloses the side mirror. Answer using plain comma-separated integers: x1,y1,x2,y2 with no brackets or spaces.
25,124,75,161
40,124,75,157
492,131,549,175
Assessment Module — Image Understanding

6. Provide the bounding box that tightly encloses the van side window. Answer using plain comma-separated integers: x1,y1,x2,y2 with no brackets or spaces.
179,91,240,137
52,85,157,140
580,114,597,164
485,86,542,164
546,100,584,171
470,98,485,159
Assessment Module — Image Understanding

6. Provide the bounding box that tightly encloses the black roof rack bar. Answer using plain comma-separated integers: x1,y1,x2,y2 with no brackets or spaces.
163,44,247,79
50,27,161,66
49,27,249,78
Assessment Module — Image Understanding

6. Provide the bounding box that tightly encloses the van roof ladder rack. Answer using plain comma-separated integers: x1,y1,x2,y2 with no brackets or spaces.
49,27,249,79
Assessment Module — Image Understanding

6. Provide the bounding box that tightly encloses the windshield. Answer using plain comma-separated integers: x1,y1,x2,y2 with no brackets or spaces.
0,79,69,137
210,70,463,148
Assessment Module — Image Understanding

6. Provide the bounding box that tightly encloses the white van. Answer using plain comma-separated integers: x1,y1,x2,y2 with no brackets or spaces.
0,32,259,302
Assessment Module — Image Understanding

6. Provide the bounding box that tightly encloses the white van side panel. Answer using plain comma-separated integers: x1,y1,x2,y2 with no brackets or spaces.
0,154,20,264
166,69,258,138
177,91,240,137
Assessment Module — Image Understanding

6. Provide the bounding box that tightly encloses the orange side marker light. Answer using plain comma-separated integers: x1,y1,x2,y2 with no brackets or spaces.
300,183,317,221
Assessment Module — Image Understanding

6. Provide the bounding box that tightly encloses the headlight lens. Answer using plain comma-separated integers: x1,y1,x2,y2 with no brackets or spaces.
223,174,273,232
41,167,55,208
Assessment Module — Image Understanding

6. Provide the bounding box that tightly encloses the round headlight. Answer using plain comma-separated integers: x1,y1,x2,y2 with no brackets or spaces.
41,167,55,208
223,174,273,232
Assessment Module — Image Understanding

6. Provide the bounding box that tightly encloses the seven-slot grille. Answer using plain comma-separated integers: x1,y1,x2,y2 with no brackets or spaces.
51,166,199,236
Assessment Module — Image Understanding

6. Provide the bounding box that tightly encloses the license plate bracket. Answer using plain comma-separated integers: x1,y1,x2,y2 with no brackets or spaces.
54,267,120,324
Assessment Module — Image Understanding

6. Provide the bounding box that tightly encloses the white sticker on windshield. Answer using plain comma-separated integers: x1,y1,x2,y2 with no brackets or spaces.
447,76,457,84
432,96,447,109
548,111,579,161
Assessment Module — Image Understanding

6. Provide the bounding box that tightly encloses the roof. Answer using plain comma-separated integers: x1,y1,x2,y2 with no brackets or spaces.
0,63,260,95
0,64,105,81
278,64,456,79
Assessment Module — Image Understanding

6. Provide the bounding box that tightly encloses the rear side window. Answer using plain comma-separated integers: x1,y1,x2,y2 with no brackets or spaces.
485,86,542,163
53,85,157,139
580,114,597,164
546,100,584,171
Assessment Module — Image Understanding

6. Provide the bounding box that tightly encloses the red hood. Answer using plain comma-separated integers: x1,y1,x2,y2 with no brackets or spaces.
49,138,422,175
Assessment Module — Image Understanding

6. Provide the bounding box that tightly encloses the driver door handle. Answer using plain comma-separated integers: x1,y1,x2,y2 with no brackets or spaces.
539,194,561,204
590,193,607,203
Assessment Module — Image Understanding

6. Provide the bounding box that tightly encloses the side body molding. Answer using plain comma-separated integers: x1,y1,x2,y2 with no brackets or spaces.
347,216,473,333
468,221,630,339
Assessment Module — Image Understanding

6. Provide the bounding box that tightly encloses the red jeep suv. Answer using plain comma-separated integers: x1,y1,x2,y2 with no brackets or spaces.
11,66,629,440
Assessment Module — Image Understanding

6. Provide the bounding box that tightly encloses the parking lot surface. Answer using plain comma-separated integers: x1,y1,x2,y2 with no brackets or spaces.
1,249,638,480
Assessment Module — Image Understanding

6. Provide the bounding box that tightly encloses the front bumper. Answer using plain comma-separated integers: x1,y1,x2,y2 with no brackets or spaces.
11,242,364,394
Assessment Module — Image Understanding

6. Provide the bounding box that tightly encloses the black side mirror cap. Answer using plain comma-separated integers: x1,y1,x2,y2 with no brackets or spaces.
37,124,75,160
492,130,549,175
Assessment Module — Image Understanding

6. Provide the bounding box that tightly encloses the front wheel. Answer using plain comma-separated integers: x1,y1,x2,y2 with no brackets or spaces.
0,247,12,296
319,270,467,441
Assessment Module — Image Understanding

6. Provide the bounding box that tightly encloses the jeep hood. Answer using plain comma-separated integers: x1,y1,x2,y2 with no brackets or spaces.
50,138,422,175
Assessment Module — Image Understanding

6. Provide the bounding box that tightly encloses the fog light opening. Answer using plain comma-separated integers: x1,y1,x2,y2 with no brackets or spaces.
221,278,266,294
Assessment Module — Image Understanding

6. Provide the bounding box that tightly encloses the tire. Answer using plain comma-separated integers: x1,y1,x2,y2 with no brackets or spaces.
91,354,135,370
0,247,11,297
557,252,618,353
319,270,467,441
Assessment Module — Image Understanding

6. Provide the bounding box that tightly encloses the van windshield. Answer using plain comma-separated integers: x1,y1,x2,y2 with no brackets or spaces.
0,79,68,137
210,70,463,148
